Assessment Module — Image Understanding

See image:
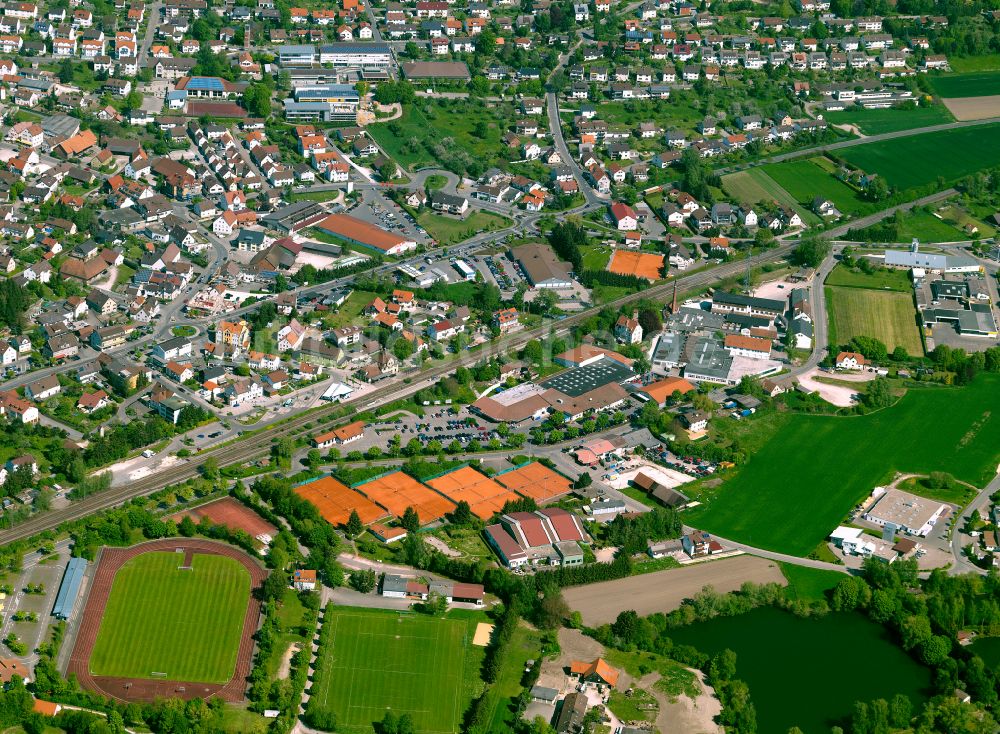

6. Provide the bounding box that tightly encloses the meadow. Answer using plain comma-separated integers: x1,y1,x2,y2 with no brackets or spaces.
417,210,512,246
90,552,250,683
760,157,876,216
826,287,923,354
837,124,1000,190
822,105,954,135
310,608,485,733
685,374,1000,556
720,168,819,225
824,264,912,292
929,71,1000,98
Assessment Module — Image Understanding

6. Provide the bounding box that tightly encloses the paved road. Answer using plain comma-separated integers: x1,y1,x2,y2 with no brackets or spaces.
950,471,1000,575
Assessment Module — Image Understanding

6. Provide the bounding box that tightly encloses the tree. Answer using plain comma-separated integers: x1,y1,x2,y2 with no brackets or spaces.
451,500,473,525
348,569,377,593
243,83,272,118
889,694,912,728
574,472,592,489
791,235,831,268
919,635,951,666
863,377,893,410
346,510,363,537
534,588,569,629
401,506,420,532
260,569,286,603
393,336,415,361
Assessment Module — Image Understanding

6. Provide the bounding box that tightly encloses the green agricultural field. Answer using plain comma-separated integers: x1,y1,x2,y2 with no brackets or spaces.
90,552,251,683
821,105,954,135
824,264,912,292
930,71,1000,98
950,55,1000,72
760,157,876,217
685,374,1000,556
720,169,818,225
826,286,923,354
838,124,1000,190
311,608,484,733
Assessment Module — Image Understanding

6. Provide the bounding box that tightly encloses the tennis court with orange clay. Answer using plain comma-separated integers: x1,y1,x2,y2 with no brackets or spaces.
425,466,519,520
170,497,277,544
295,476,388,527
356,471,456,523
495,462,573,503
607,250,665,281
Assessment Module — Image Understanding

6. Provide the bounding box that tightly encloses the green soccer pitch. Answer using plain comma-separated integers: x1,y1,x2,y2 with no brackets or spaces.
89,551,251,683
311,608,484,733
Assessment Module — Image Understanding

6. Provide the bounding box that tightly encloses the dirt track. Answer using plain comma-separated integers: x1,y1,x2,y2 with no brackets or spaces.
563,555,786,626
944,96,1000,121
67,538,267,703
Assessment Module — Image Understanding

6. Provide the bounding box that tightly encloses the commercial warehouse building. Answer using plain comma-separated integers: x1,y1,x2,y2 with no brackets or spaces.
863,487,949,537
511,243,573,289
279,43,393,69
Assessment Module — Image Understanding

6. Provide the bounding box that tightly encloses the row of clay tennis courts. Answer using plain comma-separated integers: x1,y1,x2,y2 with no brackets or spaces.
293,462,572,527
607,250,665,281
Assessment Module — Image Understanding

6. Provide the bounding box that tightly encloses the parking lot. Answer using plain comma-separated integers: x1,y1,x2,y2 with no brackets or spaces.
369,407,504,449
0,543,72,663
478,252,526,296
351,189,430,246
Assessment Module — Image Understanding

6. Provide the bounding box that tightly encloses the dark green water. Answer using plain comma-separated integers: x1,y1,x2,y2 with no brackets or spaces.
666,607,931,733
970,636,1000,667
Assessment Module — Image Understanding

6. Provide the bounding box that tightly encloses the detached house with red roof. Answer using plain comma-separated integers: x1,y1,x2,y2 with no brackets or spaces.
610,202,638,231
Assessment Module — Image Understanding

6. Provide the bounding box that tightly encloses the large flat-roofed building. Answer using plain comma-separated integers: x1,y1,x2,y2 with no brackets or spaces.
314,213,416,255
318,43,393,68
293,84,360,104
279,44,318,65
472,382,551,423
511,243,573,289
284,100,358,122
923,303,998,337
885,248,983,274
863,488,949,536
401,61,471,80
554,345,633,369
540,356,634,397
262,201,326,233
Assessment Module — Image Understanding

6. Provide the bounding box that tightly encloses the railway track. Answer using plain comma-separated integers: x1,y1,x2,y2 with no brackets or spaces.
0,242,795,546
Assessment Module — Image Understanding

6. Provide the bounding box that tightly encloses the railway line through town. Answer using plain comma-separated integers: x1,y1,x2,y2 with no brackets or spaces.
0,241,797,546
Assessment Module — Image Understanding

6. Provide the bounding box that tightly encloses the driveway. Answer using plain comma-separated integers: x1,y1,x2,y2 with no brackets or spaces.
796,367,875,407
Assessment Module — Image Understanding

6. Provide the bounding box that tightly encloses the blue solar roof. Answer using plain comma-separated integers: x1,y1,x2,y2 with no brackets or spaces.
186,76,225,91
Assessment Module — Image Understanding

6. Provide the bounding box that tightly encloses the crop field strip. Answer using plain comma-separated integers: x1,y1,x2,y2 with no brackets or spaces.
837,123,1000,190
313,610,473,733
929,70,1000,98
90,552,251,683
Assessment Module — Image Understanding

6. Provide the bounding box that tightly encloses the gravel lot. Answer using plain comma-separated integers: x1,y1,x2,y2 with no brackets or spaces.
563,555,787,626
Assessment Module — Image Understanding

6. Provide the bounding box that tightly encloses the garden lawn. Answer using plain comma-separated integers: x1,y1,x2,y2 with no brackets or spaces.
321,290,376,329
826,286,923,354
837,124,1000,190
418,210,511,246
824,264,912,291
684,374,1000,556
311,608,484,733
930,71,1000,98
760,157,876,216
90,552,250,683
822,105,954,135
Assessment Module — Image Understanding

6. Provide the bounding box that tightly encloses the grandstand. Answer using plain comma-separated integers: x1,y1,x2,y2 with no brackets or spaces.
295,476,388,527
495,462,573,504
426,466,519,520
356,471,456,524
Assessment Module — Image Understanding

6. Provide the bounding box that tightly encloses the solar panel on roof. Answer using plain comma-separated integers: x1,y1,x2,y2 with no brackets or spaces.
188,76,225,91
